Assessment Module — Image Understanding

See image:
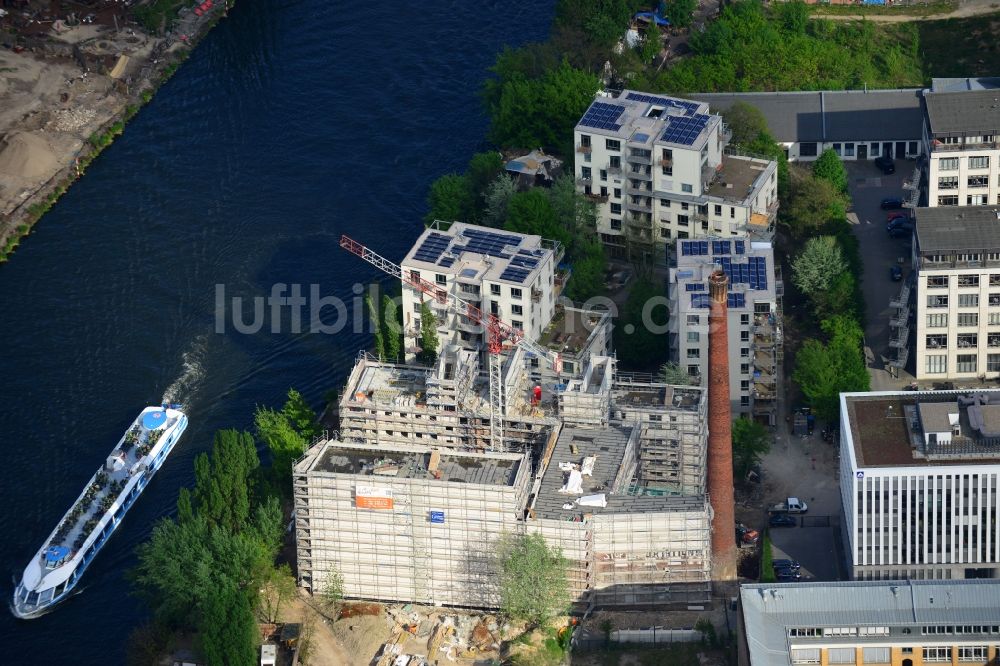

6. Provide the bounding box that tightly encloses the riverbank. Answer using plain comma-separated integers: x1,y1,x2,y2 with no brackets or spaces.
0,1,233,263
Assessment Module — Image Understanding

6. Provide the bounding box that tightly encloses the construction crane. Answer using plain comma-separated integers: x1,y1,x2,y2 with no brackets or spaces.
340,234,560,452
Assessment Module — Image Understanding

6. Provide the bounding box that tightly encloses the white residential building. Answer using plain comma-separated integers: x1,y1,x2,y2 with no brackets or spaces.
399,222,559,362
922,89,1000,209
839,390,1000,581
911,206,1000,380
573,90,779,261
669,238,781,424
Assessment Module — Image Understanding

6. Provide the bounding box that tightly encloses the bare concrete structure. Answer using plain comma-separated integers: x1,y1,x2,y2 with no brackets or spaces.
708,270,738,581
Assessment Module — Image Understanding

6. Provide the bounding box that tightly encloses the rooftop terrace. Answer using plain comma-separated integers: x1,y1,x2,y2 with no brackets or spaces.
538,306,608,357
705,154,774,203
310,442,522,486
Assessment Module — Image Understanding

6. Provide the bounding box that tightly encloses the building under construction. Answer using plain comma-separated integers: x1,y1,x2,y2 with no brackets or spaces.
296,350,712,609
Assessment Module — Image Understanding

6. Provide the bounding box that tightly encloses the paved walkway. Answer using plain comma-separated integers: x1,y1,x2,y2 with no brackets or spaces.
814,0,999,22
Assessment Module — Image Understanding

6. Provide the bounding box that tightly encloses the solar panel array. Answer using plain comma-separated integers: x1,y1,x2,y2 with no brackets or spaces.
509,249,540,270
624,92,701,116
500,267,531,284
580,102,626,131
413,232,451,264
685,283,705,292
661,114,710,146
728,293,746,308
734,240,746,255
715,256,768,291
456,228,523,260
680,240,710,256
437,256,455,268
691,294,711,309
711,240,731,255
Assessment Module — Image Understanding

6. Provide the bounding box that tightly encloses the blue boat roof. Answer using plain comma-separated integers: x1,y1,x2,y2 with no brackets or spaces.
142,410,167,429
45,546,70,563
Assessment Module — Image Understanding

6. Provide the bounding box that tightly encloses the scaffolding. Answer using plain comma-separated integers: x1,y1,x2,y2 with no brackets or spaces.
558,355,615,427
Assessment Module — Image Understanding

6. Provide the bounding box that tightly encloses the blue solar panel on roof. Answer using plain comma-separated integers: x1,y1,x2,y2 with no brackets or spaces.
579,101,626,131
728,293,745,308
734,240,746,255
685,283,705,292
437,256,455,268
660,114,710,146
499,266,531,284
624,92,700,116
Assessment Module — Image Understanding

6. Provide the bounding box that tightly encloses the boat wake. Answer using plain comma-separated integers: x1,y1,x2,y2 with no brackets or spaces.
161,335,208,405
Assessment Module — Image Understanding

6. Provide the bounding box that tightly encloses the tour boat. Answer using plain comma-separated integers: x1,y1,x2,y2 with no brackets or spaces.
11,405,188,619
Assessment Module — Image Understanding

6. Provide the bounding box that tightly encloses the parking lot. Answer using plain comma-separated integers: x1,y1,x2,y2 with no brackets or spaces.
845,159,917,389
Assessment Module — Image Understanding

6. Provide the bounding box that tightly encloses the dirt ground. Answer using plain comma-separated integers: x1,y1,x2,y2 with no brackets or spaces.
280,594,357,666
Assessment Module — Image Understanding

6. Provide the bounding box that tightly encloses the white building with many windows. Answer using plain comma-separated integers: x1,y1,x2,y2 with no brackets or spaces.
912,206,1000,380
399,222,559,361
573,90,779,261
922,89,1000,208
669,238,781,424
840,389,1000,581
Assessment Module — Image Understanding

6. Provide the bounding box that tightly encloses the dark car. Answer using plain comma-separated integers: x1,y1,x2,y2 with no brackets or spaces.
881,197,904,210
888,225,912,239
776,569,802,581
890,265,903,281
772,559,801,571
887,212,908,224
769,513,797,528
875,156,896,174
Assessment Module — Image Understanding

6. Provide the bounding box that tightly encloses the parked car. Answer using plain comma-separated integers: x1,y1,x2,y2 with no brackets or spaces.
886,211,908,224
737,523,760,547
880,197,904,210
769,513,798,528
775,569,802,581
890,265,903,281
888,225,912,239
769,497,808,514
875,156,896,174
772,559,801,571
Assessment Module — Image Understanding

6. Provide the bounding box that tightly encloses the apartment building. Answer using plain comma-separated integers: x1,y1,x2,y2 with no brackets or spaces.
669,238,782,424
911,207,1000,380
839,390,1000,581
573,90,779,261
738,579,1000,666
922,89,1000,209
399,221,559,362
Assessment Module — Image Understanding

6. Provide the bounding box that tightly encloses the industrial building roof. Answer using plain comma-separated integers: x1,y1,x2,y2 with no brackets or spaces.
532,425,705,520
923,89,1000,135
308,441,523,486
690,89,924,143
932,77,1000,92
741,580,1000,666
915,206,1000,253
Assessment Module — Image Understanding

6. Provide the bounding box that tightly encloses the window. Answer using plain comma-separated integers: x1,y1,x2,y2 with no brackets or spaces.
909,141,918,155
741,314,750,325
740,379,750,392
661,199,671,208
799,142,818,157
681,183,693,193
858,627,889,636
435,274,446,286
968,194,988,206
969,175,990,188
958,646,988,661
510,288,522,300
862,647,890,664
958,274,980,287
969,155,990,169
610,219,622,230
940,157,960,171
740,396,750,407
938,176,959,190
580,166,592,181
958,313,979,327
959,253,982,263
927,275,949,288
923,648,952,663
660,228,670,238
989,354,1000,373
490,284,501,296
939,195,959,206
827,647,855,664
677,214,689,227
687,364,699,377
609,156,621,170
959,294,980,307
614,187,621,198
510,304,523,316
790,649,820,664
605,139,620,152
687,315,700,326
957,353,978,372
833,142,842,155
580,134,590,147
512,320,522,330
957,334,978,348
927,313,948,328
611,203,622,215
926,334,947,349
740,330,750,342
686,348,700,359
926,354,947,374
927,294,949,308
740,347,749,358
599,169,607,181
687,331,700,343
714,204,722,216
741,363,750,375
992,274,1000,286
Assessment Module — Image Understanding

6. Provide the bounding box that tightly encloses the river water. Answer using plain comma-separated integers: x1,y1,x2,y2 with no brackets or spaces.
0,1,552,659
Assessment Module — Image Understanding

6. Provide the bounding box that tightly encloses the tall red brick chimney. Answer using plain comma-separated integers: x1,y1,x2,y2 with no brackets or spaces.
707,269,737,582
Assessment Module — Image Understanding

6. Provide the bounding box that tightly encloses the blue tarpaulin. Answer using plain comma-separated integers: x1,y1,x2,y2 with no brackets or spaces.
634,10,670,27
862,0,886,4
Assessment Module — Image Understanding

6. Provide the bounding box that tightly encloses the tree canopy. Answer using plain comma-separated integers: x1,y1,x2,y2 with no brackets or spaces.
425,173,475,225
791,236,847,297
614,276,669,371
732,418,771,481
812,148,849,194
496,532,570,627
418,301,439,365
793,315,870,422
665,0,697,30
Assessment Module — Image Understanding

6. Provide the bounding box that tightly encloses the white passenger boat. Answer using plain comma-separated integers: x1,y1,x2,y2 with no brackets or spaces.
12,405,188,619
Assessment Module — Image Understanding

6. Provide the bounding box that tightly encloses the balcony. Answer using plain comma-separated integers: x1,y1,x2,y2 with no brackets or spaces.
627,150,652,163
627,167,652,181
626,199,653,213
576,144,592,154
608,165,623,177
626,184,653,196
931,137,1000,152
889,326,910,348
576,176,593,187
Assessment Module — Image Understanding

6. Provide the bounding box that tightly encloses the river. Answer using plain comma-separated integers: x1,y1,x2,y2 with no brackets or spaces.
0,0,553,660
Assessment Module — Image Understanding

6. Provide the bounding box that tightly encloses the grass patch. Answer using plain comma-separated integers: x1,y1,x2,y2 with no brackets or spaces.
918,11,1000,79
811,0,957,17
581,642,705,666
761,532,776,583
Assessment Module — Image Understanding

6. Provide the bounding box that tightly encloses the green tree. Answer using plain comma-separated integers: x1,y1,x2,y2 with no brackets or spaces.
638,22,661,63
812,148,849,194
791,236,847,298
467,151,506,205
483,174,518,228
783,168,847,237
661,362,694,386
198,580,258,666
732,417,771,481
505,189,571,247
425,173,474,224
258,564,297,624
282,388,319,440
564,237,606,302
365,292,384,360
614,277,669,370
321,567,345,616
382,295,402,362
191,430,259,533
721,101,770,147
418,301,439,365
793,315,870,422
665,0,697,30
254,407,307,494
495,532,570,627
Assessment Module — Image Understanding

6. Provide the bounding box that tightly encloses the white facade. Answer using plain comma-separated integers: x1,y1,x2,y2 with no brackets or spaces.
399,222,558,362
669,238,780,424
839,390,1000,581
573,90,778,261
913,206,1000,380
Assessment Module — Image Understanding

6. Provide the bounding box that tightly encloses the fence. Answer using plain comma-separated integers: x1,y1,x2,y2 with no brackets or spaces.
574,627,701,649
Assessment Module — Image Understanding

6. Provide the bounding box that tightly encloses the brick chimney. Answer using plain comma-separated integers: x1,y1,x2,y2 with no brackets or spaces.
708,269,737,582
